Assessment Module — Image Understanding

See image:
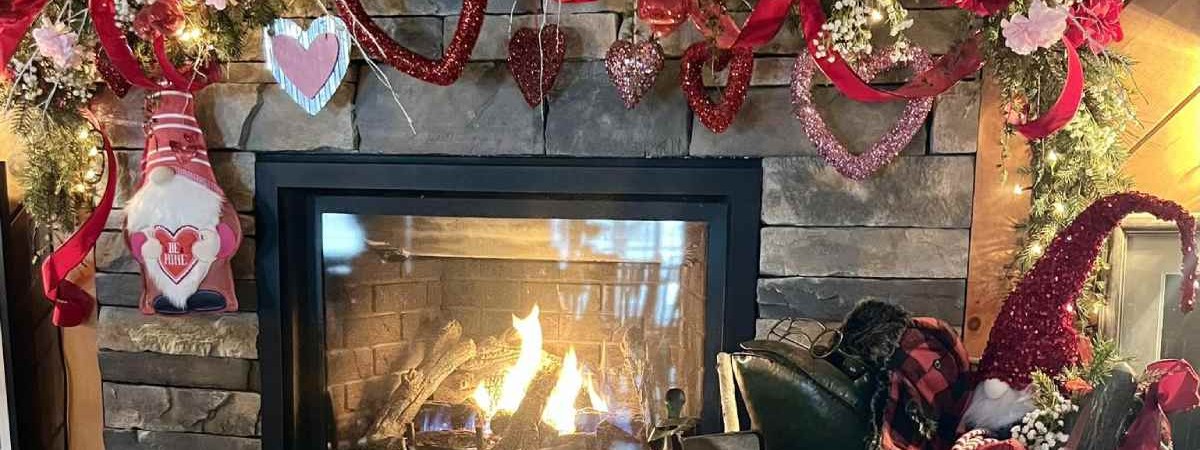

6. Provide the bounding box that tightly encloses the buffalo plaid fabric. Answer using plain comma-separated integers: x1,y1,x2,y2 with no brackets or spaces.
879,318,973,450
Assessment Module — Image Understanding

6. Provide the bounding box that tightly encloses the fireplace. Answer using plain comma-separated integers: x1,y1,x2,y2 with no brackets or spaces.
256,155,761,449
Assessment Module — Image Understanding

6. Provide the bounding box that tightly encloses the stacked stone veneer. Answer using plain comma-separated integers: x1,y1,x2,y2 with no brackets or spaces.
323,255,705,448
91,0,979,447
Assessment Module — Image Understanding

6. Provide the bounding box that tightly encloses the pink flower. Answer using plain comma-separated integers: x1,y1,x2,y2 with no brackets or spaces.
31,22,83,69
205,0,228,10
1065,0,1124,54
1001,0,1070,55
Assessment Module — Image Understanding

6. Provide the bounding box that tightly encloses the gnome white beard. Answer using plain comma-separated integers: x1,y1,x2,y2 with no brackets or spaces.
962,378,1035,432
126,174,223,308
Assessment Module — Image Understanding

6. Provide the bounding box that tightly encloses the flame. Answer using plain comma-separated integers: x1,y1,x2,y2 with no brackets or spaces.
473,382,494,418
585,372,608,412
497,305,544,413
543,347,585,435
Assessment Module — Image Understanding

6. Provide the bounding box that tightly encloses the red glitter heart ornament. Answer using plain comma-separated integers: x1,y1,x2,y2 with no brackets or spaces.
605,39,665,109
680,42,754,133
508,25,567,108
334,0,485,86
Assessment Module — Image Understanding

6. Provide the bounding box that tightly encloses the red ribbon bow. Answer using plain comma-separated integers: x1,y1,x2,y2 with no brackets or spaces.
1120,359,1200,450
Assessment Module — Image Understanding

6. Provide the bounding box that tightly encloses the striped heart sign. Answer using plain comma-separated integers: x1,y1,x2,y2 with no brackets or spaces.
264,16,351,116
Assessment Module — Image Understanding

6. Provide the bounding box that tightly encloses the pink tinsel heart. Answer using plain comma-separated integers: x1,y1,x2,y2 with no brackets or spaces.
508,25,567,107
605,39,665,109
272,33,341,98
791,46,934,180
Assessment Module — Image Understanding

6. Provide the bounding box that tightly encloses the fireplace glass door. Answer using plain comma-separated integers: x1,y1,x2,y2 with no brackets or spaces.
322,214,708,450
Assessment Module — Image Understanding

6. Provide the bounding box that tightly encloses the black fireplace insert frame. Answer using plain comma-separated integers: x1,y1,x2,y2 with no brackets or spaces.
256,154,761,449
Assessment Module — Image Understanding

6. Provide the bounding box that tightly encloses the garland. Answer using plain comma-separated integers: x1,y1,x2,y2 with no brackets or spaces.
975,0,1137,328
1,0,280,249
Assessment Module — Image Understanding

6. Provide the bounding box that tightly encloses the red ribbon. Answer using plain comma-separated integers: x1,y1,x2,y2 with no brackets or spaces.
797,0,984,103
1011,41,1084,140
89,0,217,92
1120,359,1200,450
0,0,50,80
40,117,117,328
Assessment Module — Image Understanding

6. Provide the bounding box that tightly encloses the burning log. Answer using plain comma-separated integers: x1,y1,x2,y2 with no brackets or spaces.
433,331,523,404
367,321,478,443
491,361,561,450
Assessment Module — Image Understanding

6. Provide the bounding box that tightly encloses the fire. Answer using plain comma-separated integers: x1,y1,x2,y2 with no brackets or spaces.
543,348,585,434
474,306,610,435
585,373,608,412
473,382,494,419
497,305,544,413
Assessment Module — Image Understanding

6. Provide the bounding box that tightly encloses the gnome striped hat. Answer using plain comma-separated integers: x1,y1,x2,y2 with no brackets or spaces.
977,192,1198,390
139,89,222,195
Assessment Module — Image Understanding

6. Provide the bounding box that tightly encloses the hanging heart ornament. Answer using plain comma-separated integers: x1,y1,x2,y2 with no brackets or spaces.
680,42,754,133
605,39,665,109
791,46,934,180
264,16,352,116
508,25,567,108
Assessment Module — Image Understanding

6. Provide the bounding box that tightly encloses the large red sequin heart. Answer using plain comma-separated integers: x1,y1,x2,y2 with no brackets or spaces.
680,42,754,133
507,25,567,108
153,225,200,284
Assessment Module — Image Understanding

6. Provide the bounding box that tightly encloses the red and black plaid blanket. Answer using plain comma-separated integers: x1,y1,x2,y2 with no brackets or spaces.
878,317,974,450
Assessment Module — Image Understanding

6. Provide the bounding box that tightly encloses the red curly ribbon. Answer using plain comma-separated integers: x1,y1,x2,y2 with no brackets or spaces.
795,0,1081,139
1011,41,1084,140
89,0,217,92
797,0,984,103
333,0,485,86
1120,359,1200,450
40,116,116,328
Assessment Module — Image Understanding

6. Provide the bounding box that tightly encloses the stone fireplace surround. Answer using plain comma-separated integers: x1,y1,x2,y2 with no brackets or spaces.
90,1,978,448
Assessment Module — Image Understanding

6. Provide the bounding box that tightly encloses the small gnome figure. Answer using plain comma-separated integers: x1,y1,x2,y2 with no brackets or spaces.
963,192,1198,432
123,90,241,315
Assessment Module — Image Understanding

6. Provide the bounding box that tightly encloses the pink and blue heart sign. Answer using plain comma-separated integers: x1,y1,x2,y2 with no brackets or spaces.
264,16,352,116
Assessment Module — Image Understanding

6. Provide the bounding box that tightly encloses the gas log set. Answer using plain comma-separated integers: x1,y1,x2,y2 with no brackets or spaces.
356,306,683,450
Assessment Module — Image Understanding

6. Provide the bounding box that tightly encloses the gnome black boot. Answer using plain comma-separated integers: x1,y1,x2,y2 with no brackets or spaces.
186,290,228,312
152,296,187,315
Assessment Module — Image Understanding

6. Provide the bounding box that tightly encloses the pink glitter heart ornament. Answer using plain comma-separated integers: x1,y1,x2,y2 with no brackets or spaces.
791,46,934,180
605,39,665,109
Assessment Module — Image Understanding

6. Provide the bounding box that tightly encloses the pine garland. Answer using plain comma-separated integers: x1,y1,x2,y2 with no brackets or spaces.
980,0,1136,332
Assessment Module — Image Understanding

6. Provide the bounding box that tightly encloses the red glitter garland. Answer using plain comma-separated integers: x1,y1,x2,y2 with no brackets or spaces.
679,42,754,134
333,0,485,86
978,192,1198,390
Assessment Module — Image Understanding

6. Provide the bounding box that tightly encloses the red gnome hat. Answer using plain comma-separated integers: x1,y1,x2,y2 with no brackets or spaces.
140,90,221,194
978,192,1198,390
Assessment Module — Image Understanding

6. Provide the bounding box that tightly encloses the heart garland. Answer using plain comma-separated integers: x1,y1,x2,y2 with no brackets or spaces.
604,39,665,109
264,16,352,116
508,25,567,108
680,42,754,134
790,46,934,180
333,0,485,86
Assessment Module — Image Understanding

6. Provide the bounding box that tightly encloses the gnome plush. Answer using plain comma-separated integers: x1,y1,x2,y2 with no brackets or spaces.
123,89,241,315
963,192,1198,431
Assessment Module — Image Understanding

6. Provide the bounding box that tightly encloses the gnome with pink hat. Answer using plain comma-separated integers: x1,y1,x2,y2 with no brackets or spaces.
123,89,242,315
962,192,1198,431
